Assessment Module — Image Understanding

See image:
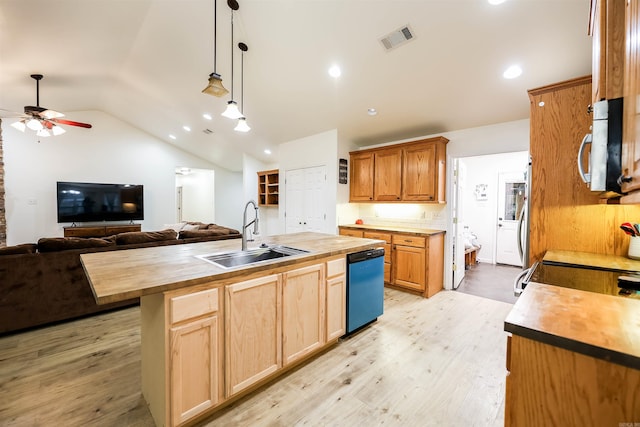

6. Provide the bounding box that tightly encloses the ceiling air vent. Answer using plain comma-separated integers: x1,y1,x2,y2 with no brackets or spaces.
380,25,415,51
202,128,213,134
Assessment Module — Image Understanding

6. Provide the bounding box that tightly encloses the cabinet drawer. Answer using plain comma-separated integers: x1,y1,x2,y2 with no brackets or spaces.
326,257,346,278
363,231,391,243
339,228,364,238
392,235,426,248
170,288,219,324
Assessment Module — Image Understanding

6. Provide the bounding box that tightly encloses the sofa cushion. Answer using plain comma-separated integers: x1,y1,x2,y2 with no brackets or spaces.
115,229,177,245
162,222,187,233
178,229,230,239
37,237,115,253
0,243,38,256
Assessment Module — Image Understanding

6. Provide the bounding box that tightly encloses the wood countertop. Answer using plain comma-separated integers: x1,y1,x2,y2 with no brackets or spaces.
338,224,445,236
81,232,383,305
505,282,640,370
544,249,640,273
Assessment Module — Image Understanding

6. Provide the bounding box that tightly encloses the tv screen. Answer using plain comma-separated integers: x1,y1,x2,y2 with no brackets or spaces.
57,182,144,223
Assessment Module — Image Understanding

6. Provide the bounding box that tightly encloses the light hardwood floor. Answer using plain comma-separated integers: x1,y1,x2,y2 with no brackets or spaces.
0,289,513,426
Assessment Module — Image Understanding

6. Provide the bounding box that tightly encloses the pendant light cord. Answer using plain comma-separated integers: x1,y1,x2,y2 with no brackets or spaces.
230,9,234,100
240,49,244,114
213,0,217,72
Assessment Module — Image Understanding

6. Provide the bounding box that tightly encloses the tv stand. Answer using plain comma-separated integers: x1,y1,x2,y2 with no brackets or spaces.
63,224,141,238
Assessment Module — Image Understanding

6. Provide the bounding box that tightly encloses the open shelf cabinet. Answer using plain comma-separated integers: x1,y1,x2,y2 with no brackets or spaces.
258,169,279,206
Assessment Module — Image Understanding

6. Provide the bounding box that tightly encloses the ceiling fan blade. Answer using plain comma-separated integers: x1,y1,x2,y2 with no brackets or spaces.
51,118,92,129
0,108,27,118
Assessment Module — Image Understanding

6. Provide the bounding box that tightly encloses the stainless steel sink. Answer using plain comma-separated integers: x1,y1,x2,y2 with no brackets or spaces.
196,245,309,269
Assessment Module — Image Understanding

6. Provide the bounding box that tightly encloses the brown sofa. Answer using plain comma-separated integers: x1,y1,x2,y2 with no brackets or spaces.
0,224,241,335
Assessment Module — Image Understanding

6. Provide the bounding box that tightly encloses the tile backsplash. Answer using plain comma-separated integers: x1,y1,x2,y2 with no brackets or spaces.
356,204,448,230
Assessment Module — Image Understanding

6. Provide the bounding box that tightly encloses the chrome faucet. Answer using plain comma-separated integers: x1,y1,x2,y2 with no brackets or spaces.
242,200,260,251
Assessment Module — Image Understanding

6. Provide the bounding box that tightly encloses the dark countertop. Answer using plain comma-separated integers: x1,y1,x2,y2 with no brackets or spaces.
505,281,640,370
338,224,445,236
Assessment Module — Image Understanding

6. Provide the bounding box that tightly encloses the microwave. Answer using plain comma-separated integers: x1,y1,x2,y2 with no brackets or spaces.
577,97,623,195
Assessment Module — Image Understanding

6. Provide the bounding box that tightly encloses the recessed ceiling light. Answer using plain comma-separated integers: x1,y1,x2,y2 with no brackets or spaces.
367,108,378,116
169,134,177,140
328,65,341,78
264,149,272,155
488,0,507,5
203,113,212,120
503,64,522,79
183,125,191,132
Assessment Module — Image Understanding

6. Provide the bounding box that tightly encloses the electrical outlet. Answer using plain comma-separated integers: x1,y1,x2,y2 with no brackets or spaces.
27,198,37,205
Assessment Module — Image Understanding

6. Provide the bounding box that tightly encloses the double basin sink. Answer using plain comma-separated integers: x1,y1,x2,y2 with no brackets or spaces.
196,245,309,269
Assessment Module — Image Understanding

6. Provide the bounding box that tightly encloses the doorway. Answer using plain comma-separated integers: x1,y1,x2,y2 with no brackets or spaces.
174,168,215,223
496,172,526,267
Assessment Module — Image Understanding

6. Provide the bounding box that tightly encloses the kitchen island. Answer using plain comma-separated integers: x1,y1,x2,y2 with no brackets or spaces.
504,250,640,425
81,232,384,427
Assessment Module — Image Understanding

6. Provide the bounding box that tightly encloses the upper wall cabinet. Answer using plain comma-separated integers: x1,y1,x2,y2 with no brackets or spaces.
349,136,448,204
589,0,626,103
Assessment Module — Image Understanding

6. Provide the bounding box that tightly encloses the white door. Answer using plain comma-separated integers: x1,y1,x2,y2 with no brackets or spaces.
285,166,327,234
496,172,526,266
451,159,466,289
176,186,183,222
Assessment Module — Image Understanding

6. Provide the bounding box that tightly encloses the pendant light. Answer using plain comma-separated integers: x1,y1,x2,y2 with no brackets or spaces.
234,42,250,132
202,0,228,97
221,0,243,119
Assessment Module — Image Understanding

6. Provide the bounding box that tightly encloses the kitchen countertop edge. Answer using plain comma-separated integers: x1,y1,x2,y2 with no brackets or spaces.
339,224,445,236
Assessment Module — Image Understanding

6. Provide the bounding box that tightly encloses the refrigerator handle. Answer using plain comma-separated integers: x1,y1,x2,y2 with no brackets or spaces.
577,133,592,184
513,267,530,297
516,207,525,263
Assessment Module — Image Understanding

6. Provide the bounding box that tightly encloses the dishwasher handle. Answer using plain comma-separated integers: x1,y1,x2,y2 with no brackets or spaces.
347,248,385,263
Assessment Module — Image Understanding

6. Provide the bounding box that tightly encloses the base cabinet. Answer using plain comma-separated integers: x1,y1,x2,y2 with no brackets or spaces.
142,256,348,427
393,241,426,291
169,315,220,426
282,265,325,366
225,275,282,396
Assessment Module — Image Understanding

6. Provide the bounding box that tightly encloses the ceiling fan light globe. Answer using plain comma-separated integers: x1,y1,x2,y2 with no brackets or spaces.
234,117,251,132
42,109,65,119
36,128,51,137
26,118,43,130
221,101,242,119
52,125,66,136
202,73,229,97
11,120,26,132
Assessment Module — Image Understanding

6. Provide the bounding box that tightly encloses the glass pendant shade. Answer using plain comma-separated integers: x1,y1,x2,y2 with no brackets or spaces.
26,118,43,131
36,128,51,137
221,100,243,119
11,120,26,132
52,125,66,136
234,117,250,132
202,73,228,97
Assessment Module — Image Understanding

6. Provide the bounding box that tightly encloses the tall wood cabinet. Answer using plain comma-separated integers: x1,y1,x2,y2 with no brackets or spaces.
528,76,640,263
620,1,640,199
349,137,448,203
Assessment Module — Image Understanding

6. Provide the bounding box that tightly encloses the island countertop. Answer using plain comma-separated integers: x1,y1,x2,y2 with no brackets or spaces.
81,232,384,305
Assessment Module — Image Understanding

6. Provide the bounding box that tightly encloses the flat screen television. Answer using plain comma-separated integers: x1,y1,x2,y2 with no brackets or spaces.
57,181,144,223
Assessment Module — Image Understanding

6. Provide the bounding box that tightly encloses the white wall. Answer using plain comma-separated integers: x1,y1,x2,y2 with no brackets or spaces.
3,110,242,245
175,168,215,223
459,151,529,264
277,129,339,234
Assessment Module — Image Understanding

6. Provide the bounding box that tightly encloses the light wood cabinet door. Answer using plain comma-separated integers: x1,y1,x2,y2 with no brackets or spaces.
326,274,346,342
169,315,221,426
349,152,374,202
621,0,640,197
225,275,282,396
392,244,426,292
282,264,325,366
589,0,625,104
402,142,437,201
374,148,402,201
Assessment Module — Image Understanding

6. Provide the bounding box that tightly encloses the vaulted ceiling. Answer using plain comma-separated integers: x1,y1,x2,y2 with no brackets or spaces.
0,0,592,171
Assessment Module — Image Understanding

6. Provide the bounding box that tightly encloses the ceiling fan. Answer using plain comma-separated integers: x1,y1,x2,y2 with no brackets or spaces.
1,74,92,137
